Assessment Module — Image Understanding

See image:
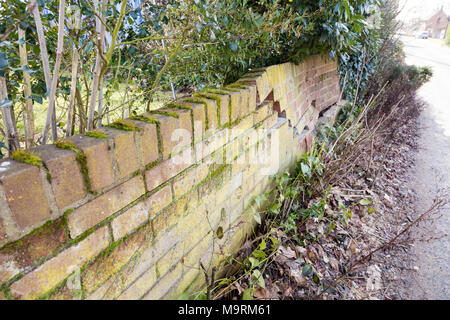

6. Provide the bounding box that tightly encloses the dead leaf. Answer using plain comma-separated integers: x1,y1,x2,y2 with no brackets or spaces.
288,269,307,286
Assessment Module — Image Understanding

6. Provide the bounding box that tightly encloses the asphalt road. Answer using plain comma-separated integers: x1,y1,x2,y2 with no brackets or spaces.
401,37,450,300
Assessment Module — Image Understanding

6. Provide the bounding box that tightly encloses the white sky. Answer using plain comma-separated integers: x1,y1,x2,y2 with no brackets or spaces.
398,0,450,21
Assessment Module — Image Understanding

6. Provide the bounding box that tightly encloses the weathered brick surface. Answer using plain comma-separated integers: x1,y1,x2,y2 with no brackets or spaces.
172,164,209,199
103,128,140,179
68,175,145,238
82,222,153,296
34,145,86,209
10,226,109,300
0,160,50,230
225,90,241,123
182,100,206,142
151,190,198,237
129,119,159,167
169,107,193,152
0,217,67,285
111,200,149,240
203,98,219,131
0,56,341,299
147,185,172,218
149,113,178,159
68,135,115,192
205,93,229,127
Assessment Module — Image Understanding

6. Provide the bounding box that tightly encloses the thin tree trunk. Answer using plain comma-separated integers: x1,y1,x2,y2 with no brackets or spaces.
87,0,106,131
18,28,34,148
97,77,104,127
75,87,85,134
42,0,65,144
0,77,20,154
66,42,79,136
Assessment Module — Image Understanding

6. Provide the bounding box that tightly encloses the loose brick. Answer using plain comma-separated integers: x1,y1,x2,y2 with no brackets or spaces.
111,200,149,240
0,217,67,285
103,128,140,179
68,135,115,192
10,226,109,300
34,145,86,209
0,159,50,231
68,175,145,238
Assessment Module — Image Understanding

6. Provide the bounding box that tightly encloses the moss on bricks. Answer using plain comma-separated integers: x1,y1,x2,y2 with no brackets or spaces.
193,92,225,127
183,98,209,130
129,114,158,125
227,83,248,90
206,88,230,95
165,102,190,111
55,140,92,193
11,150,43,167
129,114,163,157
150,109,180,118
107,119,140,132
85,129,107,139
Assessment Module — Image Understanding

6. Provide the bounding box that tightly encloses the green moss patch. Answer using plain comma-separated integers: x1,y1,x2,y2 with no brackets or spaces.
130,114,158,124
165,102,191,110
206,88,230,95
193,93,223,126
150,109,180,118
107,119,140,132
85,130,107,139
184,98,209,130
129,115,163,157
11,150,43,168
227,83,248,90
222,87,240,92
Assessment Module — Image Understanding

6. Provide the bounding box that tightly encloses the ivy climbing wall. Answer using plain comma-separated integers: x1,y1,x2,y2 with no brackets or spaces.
0,54,342,300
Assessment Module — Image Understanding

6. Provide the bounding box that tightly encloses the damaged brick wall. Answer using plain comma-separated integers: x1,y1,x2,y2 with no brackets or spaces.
0,54,341,300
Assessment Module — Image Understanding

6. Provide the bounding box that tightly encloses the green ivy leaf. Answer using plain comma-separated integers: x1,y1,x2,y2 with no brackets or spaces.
359,199,372,205
252,269,265,288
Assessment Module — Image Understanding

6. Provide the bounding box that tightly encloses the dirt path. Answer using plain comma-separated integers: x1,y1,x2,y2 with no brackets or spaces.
400,37,450,300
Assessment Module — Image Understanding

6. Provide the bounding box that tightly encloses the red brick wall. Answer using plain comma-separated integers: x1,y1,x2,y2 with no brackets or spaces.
0,54,341,300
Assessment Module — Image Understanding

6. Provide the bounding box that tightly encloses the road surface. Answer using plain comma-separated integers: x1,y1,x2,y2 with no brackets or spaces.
401,36,450,300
